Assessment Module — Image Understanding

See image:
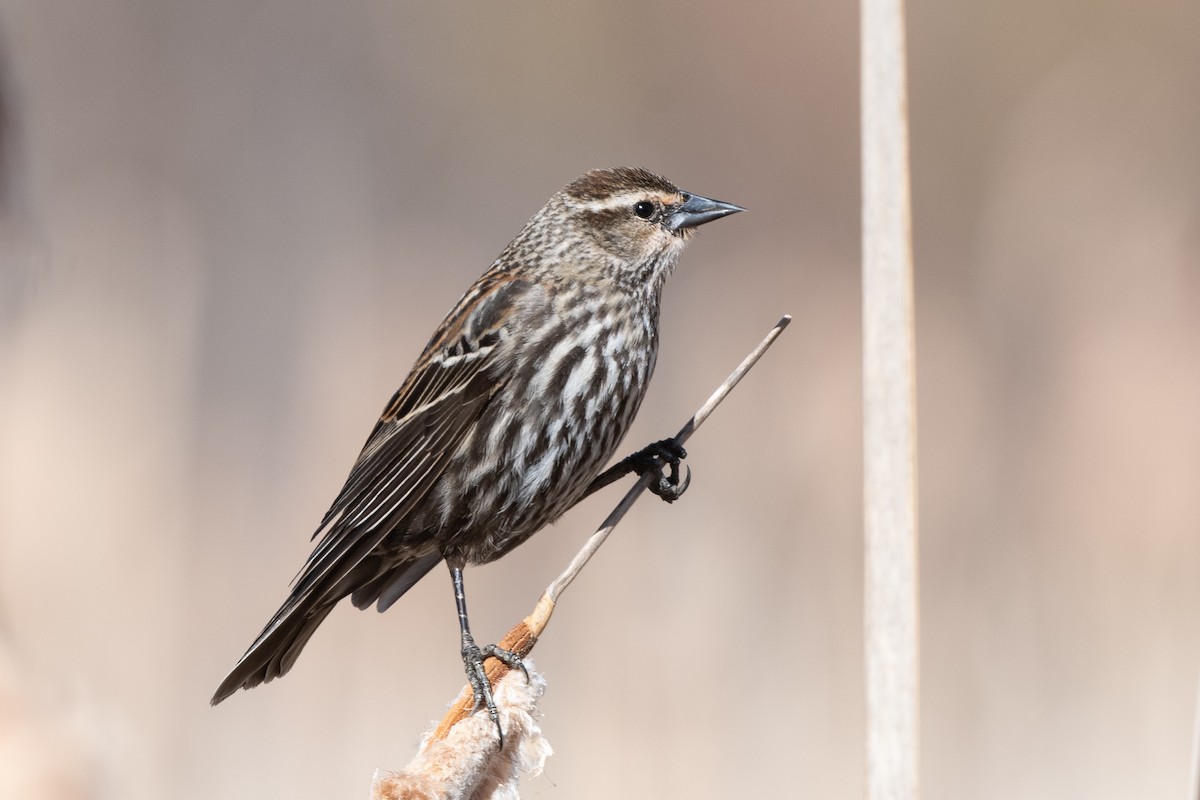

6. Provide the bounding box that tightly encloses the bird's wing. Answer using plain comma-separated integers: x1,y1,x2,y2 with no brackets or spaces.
213,273,542,700
288,273,540,604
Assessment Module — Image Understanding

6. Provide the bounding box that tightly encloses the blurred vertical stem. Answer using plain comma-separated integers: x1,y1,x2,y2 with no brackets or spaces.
861,0,919,796
1191,671,1200,799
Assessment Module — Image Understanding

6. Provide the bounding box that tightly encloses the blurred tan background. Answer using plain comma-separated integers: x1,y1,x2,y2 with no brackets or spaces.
1,1,1198,798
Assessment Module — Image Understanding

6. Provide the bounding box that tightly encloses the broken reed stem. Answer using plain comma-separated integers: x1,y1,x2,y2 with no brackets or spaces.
429,314,791,742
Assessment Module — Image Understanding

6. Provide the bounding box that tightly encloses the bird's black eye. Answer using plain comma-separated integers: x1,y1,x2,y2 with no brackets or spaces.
633,200,655,219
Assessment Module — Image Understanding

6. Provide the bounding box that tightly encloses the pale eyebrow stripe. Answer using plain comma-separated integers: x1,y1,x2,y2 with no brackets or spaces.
580,191,680,212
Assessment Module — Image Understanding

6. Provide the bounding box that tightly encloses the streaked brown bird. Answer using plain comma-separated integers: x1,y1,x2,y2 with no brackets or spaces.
211,167,742,737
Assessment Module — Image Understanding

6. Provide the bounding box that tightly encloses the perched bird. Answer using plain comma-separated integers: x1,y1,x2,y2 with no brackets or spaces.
211,167,743,737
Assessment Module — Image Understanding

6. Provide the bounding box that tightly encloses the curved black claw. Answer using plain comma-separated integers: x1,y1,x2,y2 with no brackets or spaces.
461,639,502,745
481,643,529,680
651,464,691,503
625,439,690,504
461,638,529,748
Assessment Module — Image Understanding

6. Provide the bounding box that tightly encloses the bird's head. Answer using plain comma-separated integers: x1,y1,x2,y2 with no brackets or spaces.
529,167,744,290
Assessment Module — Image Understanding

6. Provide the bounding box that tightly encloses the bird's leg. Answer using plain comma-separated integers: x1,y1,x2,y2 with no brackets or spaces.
581,438,691,503
449,562,527,747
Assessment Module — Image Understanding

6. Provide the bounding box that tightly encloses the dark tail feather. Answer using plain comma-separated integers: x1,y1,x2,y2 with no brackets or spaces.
210,596,338,705
210,552,442,706
350,552,442,612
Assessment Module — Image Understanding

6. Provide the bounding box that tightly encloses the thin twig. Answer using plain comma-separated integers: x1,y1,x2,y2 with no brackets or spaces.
546,314,791,603
429,314,791,742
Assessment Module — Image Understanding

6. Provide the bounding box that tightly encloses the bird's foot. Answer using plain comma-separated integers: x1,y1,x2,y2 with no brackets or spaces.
461,635,528,747
623,439,690,503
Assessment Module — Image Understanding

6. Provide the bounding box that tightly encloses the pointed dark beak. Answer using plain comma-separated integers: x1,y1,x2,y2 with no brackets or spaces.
665,191,746,232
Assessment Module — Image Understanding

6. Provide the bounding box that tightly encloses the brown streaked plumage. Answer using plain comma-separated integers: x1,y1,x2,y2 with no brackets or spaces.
211,167,743,738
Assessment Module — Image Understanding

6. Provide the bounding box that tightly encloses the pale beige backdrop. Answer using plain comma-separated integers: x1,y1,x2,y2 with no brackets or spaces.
1,1,1198,798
